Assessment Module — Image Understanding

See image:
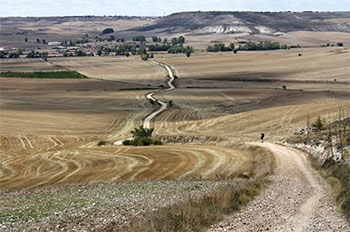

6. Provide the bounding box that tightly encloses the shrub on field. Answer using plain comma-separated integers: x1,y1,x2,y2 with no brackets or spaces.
282,85,287,90
312,116,325,131
97,140,107,146
141,53,149,61
122,140,131,146
123,126,162,146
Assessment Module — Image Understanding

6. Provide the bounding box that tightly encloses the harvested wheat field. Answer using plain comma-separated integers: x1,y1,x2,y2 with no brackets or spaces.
0,144,253,190
154,100,350,141
0,45,349,231
0,58,64,72
49,57,168,87
158,47,350,91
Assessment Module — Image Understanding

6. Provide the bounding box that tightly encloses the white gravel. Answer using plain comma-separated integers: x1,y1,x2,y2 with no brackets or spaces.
209,143,349,232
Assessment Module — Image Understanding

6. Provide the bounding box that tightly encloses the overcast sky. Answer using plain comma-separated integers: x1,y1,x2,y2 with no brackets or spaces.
1,0,349,17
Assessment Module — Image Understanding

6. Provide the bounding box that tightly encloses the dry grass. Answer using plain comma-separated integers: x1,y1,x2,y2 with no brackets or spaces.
157,47,350,89
104,145,273,232
50,57,168,87
0,58,64,72
154,100,350,141
0,144,254,191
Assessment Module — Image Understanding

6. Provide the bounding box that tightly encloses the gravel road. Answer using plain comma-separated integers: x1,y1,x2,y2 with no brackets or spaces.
209,143,349,232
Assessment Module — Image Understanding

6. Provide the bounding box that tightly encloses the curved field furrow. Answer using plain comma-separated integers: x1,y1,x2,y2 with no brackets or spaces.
154,101,350,140
0,144,251,190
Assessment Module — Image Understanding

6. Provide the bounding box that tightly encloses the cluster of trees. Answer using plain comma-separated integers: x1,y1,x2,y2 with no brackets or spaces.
132,35,146,42
168,44,194,57
148,44,172,51
171,36,185,45
238,41,288,51
152,36,162,43
207,41,289,53
207,43,235,52
63,50,92,57
24,37,47,44
102,28,114,34
0,49,23,59
97,44,146,56
26,51,48,60
123,126,162,146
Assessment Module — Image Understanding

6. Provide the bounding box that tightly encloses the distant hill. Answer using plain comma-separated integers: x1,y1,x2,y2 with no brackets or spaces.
127,11,350,35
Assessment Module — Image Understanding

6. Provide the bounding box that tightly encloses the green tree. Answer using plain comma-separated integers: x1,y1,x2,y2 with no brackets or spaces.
36,38,40,43
185,46,194,57
229,43,235,50
178,36,185,44
152,36,158,42
25,37,28,42
171,37,178,46
141,53,149,61
123,126,162,146
133,35,146,42
126,52,130,57
131,125,153,139
97,49,102,56
42,39,46,44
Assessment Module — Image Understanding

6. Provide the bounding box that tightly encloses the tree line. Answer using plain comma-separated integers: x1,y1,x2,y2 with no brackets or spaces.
207,41,290,53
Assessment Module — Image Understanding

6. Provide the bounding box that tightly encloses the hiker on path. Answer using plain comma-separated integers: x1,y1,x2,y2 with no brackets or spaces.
260,132,265,143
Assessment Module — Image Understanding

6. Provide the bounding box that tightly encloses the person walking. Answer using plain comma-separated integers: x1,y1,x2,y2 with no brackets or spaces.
260,132,265,143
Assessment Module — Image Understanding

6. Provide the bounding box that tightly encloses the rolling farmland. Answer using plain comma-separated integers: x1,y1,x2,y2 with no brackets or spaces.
0,46,349,231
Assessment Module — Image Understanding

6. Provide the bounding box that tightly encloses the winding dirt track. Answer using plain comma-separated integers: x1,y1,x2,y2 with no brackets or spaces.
209,143,350,232
113,61,175,145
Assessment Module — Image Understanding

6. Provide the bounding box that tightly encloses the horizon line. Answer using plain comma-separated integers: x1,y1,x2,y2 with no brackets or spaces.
2,10,350,18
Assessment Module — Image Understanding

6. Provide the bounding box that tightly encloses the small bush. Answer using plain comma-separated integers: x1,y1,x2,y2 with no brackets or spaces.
312,116,325,131
141,53,149,61
97,140,107,146
122,140,131,146
152,139,162,145
282,85,287,90
298,53,302,56
337,42,343,47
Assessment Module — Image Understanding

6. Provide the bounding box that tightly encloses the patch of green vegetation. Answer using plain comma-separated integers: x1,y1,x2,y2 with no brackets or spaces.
0,201,63,224
123,126,162,146
0,71,88,79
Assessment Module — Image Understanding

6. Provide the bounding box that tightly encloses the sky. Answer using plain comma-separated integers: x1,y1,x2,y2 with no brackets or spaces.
1,0,349,17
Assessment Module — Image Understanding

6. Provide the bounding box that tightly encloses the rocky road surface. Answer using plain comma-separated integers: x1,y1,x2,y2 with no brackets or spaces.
209,143,349,232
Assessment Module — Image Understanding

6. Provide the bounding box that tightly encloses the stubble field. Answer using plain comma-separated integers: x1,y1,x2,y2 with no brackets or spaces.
0,46,349,230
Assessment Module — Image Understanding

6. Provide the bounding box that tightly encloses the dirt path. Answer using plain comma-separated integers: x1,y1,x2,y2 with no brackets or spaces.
113,61,175,145
209,143,349,232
